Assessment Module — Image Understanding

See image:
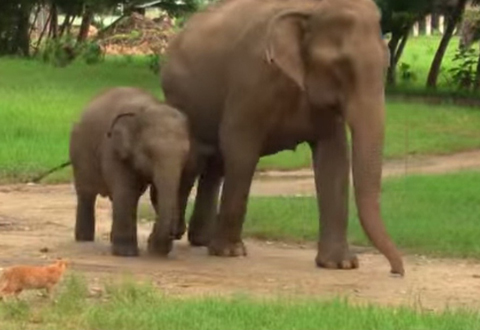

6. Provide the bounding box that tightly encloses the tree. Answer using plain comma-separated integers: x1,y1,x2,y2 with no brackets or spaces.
0,0,36,56
456,5,480,91
0,0,200,58
376,0,435,86
426,0,470,88
121,0,199,18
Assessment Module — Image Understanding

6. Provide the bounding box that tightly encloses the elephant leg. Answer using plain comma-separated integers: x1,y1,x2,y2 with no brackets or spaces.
177,167,198,241
310,120,358,270
208,132,259,257
111,187,141,257
74,191,97,241
188,156,223,247
149,184,159,213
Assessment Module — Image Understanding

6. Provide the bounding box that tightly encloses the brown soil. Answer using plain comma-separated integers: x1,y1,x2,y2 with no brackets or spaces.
1,150,480,310
96,12,175,55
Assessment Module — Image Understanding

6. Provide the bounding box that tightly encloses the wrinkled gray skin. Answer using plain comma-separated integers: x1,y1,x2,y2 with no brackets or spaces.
70,87,191,256
161,0,404,275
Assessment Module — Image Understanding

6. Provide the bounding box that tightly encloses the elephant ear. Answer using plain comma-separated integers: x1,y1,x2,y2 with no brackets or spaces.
265,11,311,90
107,113,137,160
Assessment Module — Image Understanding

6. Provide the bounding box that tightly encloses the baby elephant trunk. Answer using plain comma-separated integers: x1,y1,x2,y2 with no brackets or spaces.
148,158,185,256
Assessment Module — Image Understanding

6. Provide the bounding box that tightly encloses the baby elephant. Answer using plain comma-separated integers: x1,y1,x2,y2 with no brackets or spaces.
70,87,191,256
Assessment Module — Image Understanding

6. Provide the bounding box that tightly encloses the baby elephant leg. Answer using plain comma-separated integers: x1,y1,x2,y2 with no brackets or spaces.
150,185,186,240
74,191,97,241
110,187,141,257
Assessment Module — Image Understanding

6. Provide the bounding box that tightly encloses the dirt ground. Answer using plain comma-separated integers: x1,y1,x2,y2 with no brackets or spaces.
1,150,480,310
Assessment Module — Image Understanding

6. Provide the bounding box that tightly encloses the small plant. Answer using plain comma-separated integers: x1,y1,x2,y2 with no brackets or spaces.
398,62,417,83
78,41,104,65
448,48,478,90
40,35,77,67
147,53,167,75
53,273,89,313
122,54,134,64
0,299,30,321
104,278,159,305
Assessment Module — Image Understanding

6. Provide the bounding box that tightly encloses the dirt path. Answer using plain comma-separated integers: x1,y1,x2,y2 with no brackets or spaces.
1,150,480,310
251,149,480,196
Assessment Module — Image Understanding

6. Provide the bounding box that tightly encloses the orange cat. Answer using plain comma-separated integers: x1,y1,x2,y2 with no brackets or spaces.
0,259,69,298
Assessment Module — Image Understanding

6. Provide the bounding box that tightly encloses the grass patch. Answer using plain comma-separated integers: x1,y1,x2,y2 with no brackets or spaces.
245,171,480,258
396,35,459,90
1,275,479,330
0,56,160,183
2,37,480,181
258,101,480,170
138,171,480,259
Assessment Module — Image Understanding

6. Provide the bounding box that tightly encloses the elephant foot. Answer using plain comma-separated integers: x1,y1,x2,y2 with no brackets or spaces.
75,232,94,242
208,239,247,257
111,239,139,257
112,245,139,257
147,234,173,256
172,221,186,240
188,231,210,247
315,242,359,270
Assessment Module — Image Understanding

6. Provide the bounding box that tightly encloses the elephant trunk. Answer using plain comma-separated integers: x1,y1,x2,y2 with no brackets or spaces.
347,96,404,276
150,162,183,255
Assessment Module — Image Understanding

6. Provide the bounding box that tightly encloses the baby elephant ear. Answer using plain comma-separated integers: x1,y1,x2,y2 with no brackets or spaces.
265,11,310,91
107,113,137,160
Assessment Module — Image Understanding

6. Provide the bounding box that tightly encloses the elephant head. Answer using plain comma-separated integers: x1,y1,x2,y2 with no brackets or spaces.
265,0,403,275
107,108,191,254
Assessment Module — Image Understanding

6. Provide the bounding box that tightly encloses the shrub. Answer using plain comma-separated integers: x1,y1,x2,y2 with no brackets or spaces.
448,48,478,90
78,41,104,65
40,35,77,67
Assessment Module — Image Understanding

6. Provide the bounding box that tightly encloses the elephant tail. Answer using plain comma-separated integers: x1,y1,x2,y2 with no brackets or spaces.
30,161,71,183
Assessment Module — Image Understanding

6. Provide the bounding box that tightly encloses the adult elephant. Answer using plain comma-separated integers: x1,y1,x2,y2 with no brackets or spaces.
161,0,405,275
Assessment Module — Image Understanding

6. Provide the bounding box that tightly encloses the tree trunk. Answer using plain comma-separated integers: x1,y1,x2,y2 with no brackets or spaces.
0,1,32,56
394,32,409,65
34,10,52,56
15,2,32,57
432,12,439,31
386,33,401,86
59,12,72,37
48,3,58,39
426,0,468,88
386,26,410,87
77,6,94,43
29,5,41,39
67,15,76,35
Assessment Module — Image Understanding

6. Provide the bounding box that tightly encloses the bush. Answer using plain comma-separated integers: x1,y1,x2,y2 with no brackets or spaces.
448,48,478,90
78,41,104,65
147,54,167,75
39,36,104,67
398,62,417,83
41,35,77,67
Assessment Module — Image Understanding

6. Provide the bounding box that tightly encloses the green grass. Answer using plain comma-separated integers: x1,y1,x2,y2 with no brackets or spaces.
388,35,480,99
246,171,480,258
258,101,480,170
138,171,480,258
1,275,479,330
2,37,480,182
396,35,460,90
0,56,161,183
